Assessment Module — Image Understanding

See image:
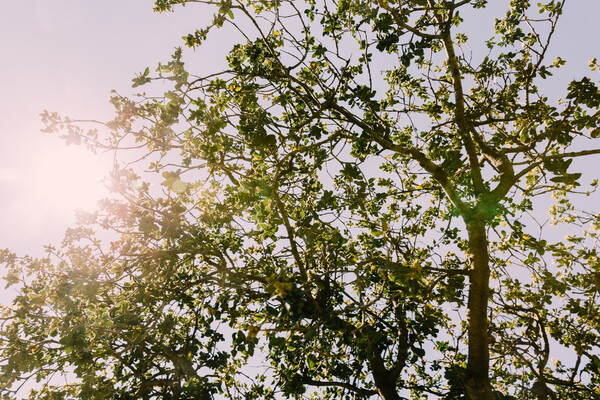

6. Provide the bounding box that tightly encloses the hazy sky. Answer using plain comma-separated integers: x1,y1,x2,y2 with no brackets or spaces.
0,1,211,255
0,1,598,257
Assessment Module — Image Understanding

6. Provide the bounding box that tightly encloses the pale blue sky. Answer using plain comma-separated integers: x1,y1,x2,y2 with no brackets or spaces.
0,1,598,257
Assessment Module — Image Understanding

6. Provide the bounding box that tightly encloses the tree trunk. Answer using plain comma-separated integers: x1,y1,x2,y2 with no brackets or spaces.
465,220,495,400
369,343,403,400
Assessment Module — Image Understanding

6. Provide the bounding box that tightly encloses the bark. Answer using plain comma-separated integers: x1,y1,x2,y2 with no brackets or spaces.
369,351,404,400
465,219,495,400
440,16,497,400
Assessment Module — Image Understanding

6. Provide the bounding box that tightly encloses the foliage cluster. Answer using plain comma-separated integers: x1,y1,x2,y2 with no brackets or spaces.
2,1,600,399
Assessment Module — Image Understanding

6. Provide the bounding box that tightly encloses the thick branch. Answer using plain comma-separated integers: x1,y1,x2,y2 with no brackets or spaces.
441,30,485,196
515,148,600,181
330,103,471,216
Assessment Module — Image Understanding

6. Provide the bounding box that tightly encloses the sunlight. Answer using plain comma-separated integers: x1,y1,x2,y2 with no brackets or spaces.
2,139,114,243
30,142,113,212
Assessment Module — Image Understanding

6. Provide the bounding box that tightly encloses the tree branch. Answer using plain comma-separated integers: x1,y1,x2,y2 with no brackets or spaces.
301,376,377,397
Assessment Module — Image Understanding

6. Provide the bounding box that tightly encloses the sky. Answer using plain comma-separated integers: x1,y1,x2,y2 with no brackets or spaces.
0,1,214,256
0,0,599,258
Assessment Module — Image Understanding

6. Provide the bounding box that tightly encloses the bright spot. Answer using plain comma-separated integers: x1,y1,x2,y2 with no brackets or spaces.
0,139,113,246
28,143,113,213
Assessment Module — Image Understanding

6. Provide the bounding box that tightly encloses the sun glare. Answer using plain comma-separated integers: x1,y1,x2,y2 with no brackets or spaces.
31,143,112,212
1,139,115,241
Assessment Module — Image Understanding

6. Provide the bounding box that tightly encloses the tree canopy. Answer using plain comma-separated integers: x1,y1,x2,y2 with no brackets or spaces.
2,0,600,399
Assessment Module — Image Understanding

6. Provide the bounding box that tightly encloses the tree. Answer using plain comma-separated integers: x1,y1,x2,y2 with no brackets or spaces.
2,0,600,399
